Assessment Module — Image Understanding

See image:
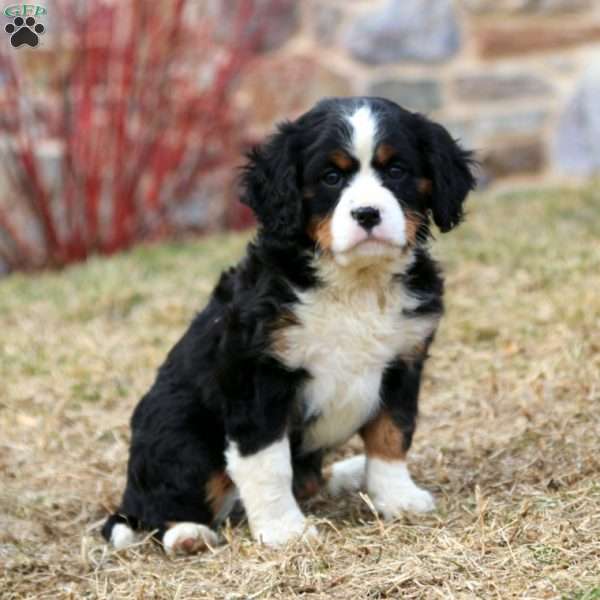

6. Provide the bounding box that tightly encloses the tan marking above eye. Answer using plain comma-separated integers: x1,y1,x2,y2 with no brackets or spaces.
417,178,432,194
329,149,354,171
303,187,316,200
375,143,397,166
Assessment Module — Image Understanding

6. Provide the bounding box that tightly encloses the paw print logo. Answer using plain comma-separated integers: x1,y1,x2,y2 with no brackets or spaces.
5,16,45,48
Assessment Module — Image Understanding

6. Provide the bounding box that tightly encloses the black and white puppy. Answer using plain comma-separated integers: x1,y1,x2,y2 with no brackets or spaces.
102,97,475,554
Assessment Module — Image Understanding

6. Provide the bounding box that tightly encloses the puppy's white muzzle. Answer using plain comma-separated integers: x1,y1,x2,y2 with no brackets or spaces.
330,174,407,257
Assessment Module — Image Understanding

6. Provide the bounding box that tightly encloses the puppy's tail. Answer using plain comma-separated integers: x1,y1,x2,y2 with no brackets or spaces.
101,513,141,549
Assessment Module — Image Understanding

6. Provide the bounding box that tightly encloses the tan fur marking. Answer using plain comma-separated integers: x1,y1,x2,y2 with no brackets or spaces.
330,149,354,171
375,143,396,166
361,410,406,461
206,471,233,517
418,178,432,195
404,210,422,246
307,215,334,251
412,340,427,358
403,341,428,369
271,310,301,356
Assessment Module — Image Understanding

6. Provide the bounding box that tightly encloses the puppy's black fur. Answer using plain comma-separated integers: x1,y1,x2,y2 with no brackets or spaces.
102,97,475,548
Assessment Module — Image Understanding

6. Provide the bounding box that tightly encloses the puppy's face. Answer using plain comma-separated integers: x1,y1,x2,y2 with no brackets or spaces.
303,104,430,263
243,97,475,265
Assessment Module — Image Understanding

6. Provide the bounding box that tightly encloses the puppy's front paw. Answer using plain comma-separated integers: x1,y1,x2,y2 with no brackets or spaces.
371,484,435,520
366,458,435,520
253,513,318,547
327,454,366,497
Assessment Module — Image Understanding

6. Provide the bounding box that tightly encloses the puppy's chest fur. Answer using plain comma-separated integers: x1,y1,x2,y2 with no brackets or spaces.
273,259,439,452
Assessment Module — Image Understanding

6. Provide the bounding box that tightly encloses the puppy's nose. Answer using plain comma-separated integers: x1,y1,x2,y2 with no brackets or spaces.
351,206,381,231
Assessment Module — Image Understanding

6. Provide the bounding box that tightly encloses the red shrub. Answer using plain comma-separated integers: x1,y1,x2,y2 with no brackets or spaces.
0,0,265,271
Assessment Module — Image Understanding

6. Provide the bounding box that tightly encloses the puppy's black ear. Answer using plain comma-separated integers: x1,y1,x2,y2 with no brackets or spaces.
241,122,304,240
417,116,476,233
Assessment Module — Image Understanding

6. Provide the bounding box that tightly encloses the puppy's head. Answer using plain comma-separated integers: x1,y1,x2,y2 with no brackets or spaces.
242,97,476,263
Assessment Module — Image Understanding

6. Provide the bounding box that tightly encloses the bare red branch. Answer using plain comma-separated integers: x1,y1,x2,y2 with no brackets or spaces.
0,0,268,272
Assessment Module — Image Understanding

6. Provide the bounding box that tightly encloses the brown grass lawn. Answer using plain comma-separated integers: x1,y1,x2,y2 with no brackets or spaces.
1,187,599,599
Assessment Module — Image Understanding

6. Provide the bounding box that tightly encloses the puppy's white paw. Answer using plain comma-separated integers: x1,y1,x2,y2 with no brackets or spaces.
163,522,219,556
110,523,139,550
366,458,435,520
253,512,318,547
371,484,435,520
327,454,366,496
400,485,435,513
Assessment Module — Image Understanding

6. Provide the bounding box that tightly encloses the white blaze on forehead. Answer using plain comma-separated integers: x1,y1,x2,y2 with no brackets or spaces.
331,103,407,257
346,105,378,166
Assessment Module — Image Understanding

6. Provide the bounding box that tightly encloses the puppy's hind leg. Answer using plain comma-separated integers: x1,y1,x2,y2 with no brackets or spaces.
161,522,220,556
156,469,236,555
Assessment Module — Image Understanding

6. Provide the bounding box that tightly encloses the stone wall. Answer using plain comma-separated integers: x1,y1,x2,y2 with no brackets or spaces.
233,0,600,186
2,0,599,274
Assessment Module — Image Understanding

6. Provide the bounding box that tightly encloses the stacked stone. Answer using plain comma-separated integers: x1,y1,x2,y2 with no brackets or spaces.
3,0,600,276
236,0,600,184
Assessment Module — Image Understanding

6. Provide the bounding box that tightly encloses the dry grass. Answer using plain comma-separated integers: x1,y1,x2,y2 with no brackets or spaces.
1,187,599,599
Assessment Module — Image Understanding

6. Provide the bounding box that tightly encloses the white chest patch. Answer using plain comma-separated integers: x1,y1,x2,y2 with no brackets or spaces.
274,255,440,452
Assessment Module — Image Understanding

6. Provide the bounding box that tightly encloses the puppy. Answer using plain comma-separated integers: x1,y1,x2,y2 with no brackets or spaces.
101,97,475,554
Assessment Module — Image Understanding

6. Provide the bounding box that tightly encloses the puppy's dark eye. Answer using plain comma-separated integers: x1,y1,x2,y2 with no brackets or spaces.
387,165,408,180
387,165,407,180
322,169,343,186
